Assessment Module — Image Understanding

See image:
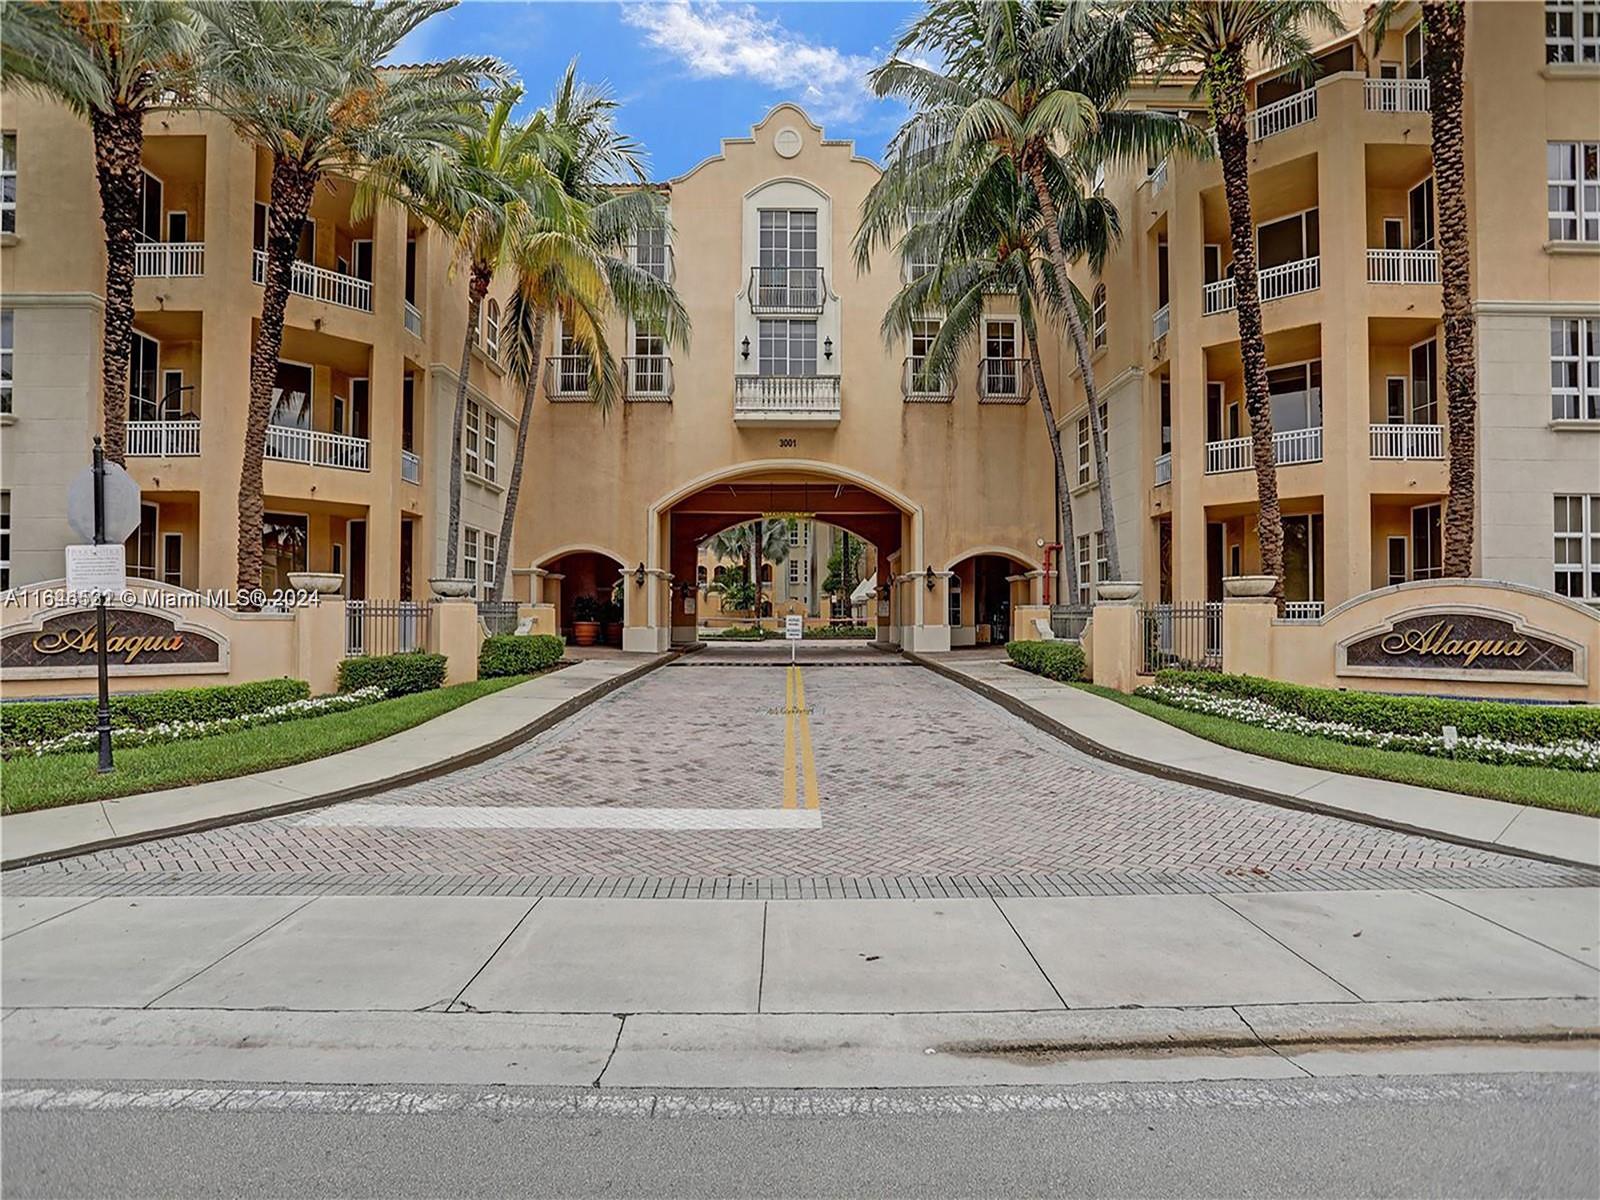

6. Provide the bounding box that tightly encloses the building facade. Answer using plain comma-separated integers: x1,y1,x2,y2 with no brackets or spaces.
0,94,522,600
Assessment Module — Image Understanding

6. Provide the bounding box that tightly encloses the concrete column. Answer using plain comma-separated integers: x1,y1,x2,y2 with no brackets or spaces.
431,597,480,685
294,600,346,695
1222,596,1276,678
1089,600,1141,692
1169,183,1209,603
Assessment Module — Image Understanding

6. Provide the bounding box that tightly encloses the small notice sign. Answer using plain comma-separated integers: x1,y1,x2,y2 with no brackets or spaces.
65,544,127,596
784,614,804,641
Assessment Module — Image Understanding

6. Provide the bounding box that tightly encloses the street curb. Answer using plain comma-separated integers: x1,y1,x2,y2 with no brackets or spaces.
906,651,1599,874
2,648,693,872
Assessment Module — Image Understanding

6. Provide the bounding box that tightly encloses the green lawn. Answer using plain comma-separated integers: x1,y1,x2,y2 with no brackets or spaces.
1074,683,1600,818
2,675,531,816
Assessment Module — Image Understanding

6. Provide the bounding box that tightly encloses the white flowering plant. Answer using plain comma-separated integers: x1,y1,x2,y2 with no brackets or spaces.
20,687,389,758
1135,682,1600,772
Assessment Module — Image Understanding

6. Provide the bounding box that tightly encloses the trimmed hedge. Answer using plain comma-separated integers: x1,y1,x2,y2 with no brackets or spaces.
1156,669,1600,747
337,651,446,697
1,677,310,751
479,634,564,678
805,625,875,639
1006,639,1086,682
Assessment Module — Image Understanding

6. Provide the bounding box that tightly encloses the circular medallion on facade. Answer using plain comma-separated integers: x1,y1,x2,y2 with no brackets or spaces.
774,127,803,159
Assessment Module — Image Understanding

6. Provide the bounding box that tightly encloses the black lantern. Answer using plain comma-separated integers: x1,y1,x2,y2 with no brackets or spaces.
740,336,751,360
925,565,937,591
823,336,833,360
634,562,647,586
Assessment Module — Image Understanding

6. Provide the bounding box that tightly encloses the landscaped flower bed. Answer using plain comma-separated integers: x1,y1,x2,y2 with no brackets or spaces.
18,687,388,758
1135,677,1600,772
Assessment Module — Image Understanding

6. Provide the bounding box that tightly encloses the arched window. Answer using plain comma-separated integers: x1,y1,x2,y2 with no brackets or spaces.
697,565,708,585
947,573,962,627
485,298,501,359
1092,283,1108,351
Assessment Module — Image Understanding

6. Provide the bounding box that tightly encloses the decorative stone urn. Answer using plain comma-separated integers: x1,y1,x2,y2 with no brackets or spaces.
428,577,476,599
1094,580,1142,602
287,572,344,595
1223,575,1278,598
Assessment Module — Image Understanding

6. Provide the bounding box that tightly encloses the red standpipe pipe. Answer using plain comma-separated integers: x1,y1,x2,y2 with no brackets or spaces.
1039,542,1062,607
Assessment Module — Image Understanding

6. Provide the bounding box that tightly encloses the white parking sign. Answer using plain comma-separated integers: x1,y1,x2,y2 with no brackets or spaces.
785,614,804,641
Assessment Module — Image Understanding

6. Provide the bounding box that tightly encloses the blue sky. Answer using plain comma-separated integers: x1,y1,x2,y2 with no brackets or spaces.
394,1,920,179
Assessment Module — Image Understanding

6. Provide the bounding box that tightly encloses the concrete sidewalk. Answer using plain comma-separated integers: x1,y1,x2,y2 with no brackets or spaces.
2,887,1596,1087
0,654,672,869
916,652,1600,870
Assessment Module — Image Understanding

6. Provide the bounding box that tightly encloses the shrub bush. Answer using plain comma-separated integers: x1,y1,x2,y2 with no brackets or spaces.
1,677,309,751
479,634,565,678
704,625,777,640
337,651,446,697
805,624,875,639
1155,670,1600,747
1005,639,1086,682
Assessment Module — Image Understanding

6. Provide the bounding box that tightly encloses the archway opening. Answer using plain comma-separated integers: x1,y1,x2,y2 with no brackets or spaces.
540,549,626,646
946,552,1035,646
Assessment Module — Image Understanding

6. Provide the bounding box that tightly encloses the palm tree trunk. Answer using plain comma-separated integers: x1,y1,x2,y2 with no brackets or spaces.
89,102,145,467
492,310,546,598
236,154,317,601
1208,48,1285,611
1027,160,1121,582
444,262,490,578
1424,1,1476,578
1026,327,1079,606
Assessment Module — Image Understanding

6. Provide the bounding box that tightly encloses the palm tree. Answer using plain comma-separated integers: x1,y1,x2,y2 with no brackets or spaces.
708,520,792,606
194,0,507,597
1372,1,1474,576
0,1,201,465
864,1,1206,587
1134,1,1341,607
492,65,689,598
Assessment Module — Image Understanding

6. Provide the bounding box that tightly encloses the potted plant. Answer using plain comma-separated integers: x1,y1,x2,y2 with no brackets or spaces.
602,582,625,647
571,595,602,647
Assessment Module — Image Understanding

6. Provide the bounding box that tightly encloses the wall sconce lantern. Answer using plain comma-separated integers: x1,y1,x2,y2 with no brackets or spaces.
634,562,647,587
740,336,751,361
823,336,834,360
925,565,937,591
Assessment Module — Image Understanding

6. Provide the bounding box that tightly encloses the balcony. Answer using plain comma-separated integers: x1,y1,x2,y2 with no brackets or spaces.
628,242,675,283
134,241,204,278
1367,248,1439,285
624,355,673,402
252,250,372,313
977,358,1032,405
1201,256,1320,315
403,301,422,337
747,267,826,315
1205,426,1323,474
1364,78,1430,113
401,449,421,484
1154,452,1172,486
1149,158,1169,198
733,375,840,424
1283,601,1325,622
1151,303,1171,342
264,424,370,471
1370,423,1444,460
902,357,953,403
1251,88,1317,141
546,356,592,402
126,419,200,457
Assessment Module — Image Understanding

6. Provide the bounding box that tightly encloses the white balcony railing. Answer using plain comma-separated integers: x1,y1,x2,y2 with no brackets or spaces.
625,355,674,402
1261,256,1320,302
403,301,422,337
1152,303,1171,342
1251,88,1318,141
1370,423,1444,460
1149,158,1169,197
733,375,841,421
264,424,371,471
1154,452,1172,486
1203,277,1235,315
400,449,421,484
747,267,826,315
903,357,954,403
134,241,204,278
1364,78,1430,113
546,355,592,401
1283,601,1325,622
126,419,201,457
252,250,373,312
1205,426,1323,474
1366,248,1439,285
977,357,1033,404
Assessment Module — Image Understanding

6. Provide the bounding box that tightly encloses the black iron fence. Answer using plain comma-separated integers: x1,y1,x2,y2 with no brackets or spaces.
477,599,521,636
1140,602,1223,673
1049,605,1093,641
345,600,431,658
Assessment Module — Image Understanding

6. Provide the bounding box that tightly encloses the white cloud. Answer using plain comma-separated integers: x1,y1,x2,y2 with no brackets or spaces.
621,1,879,123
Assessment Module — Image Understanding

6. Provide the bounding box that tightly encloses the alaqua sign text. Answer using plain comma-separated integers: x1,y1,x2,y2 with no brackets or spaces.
1,608,227,679
1339,610,1580,684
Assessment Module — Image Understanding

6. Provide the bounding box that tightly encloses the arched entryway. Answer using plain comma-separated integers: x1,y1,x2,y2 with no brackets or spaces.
537,547,627,647
944,549,1041,647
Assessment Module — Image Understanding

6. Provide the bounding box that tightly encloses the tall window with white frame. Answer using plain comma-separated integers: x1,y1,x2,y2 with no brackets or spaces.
481,407,497,484
1551,317,1600,420
481,530,498,600
633,320,667,395
908,318,942,393
1546,0,1600,64
1076,415,1091,485
462,527,480,594
1091,283,1108,351
1077,535,1092,606
758,319,817,377
484,299,500,361
1094,533,1109,590
1548,142,1599,242
947,573,962,627
464,399,481,477
558,329,590,394
634,222,668,281
757,209,818,307
0,308,12,414
1,133,14,234
1554,494,1600,601
984,319,1018,396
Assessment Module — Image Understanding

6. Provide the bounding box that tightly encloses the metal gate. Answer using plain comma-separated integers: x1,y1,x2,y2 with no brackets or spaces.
1140,602,1222,673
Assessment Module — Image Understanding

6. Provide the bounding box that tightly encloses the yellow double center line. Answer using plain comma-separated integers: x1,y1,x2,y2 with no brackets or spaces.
782,664,820,810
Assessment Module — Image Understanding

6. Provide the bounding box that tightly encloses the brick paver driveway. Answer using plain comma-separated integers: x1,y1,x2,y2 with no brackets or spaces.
13,644,1589,898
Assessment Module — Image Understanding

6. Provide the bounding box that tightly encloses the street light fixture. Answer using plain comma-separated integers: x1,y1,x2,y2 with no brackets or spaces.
634,562,647,586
